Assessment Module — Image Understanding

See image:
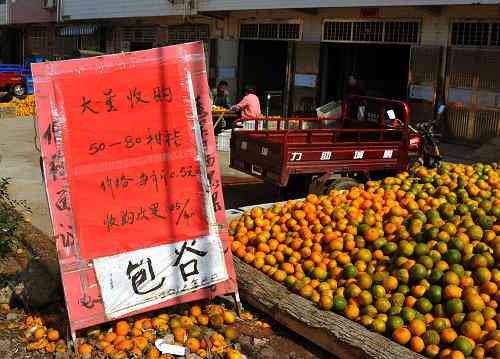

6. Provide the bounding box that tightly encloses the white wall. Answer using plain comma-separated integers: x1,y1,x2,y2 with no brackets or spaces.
220,5,500,46
198,0,498,12
62,0,185,20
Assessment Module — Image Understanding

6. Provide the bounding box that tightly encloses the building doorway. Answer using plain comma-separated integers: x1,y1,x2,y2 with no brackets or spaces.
238,40,289,114
321,43,410,103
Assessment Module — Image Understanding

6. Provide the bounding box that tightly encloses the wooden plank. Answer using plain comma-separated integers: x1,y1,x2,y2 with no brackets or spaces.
233,257,425,359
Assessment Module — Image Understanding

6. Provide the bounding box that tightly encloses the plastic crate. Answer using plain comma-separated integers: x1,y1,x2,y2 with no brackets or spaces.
316,101,342,128
216,130,232,152
316,101,342,119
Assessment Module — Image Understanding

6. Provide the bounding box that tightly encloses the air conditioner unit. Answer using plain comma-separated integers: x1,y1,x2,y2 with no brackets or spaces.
42,0,56,9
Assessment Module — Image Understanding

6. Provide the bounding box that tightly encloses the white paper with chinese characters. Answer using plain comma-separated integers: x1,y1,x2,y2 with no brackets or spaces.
93,235,228,319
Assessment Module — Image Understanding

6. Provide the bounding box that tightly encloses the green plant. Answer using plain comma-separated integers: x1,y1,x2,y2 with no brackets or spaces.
0,177,30,254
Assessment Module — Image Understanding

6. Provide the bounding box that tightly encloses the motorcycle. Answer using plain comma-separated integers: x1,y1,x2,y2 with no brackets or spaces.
412,106,445,169
414,119,442,168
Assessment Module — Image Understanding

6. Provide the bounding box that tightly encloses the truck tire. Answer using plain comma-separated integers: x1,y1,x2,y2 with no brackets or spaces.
13,84,26,98
328,177,359,192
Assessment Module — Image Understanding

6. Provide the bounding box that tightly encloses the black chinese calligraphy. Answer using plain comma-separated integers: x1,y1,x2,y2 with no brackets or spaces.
79,293,102,309
173,240,208,282
99,166,198,199
173,198,194,225
78,86,175,116
195,96,209,124
88,128,182,155
204,153,222,212
196,96,210,148
48,151,65,181
153,87,173,102
55,188,70,211
42,121,56,146
54,223,74,248
103,89,118,112
103,200,194,232
81,96,99,114
127,87,149,108
127,258,165,295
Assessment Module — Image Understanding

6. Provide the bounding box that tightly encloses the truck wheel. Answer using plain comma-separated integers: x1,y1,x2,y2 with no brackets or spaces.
13,84,26,98
328,177,359,192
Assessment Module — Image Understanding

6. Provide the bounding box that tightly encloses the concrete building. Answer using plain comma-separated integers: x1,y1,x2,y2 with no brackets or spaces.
206,3,500,143
0,0,57,63
1,0,499,143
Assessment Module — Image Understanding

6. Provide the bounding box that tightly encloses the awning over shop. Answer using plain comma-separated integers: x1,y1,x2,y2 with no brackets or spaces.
58,25,98,37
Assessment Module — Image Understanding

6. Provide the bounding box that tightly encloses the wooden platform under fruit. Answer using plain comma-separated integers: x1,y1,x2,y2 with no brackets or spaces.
233,257,426,359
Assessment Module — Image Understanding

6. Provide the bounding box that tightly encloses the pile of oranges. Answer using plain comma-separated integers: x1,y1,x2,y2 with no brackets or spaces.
0,95,36,116
24,303,249,358
229,162,499,358
23,315,67,353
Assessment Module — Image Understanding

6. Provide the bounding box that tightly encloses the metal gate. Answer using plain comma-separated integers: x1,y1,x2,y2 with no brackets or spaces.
408,45,442,124
445,48,500,143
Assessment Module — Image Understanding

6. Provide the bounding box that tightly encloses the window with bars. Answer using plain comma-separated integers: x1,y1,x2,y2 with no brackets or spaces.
385,21,419,43
323,21,352,42
240,24,258,39
450,21,500,47
31,27,49,52
353,21,383,42
322,20,420,44
167,24,209,45
80,35,99,51
122,28,157,43
239,22,302,40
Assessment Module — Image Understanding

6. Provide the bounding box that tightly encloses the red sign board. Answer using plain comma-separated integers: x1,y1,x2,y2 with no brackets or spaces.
33,42,237,332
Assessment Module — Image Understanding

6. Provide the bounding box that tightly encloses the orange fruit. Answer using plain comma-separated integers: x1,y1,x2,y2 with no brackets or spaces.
143,331,156,343
115,321,130,336
45,343,56,352
78,343,93,354
133,337,148,351
424,344,440,358
173,327,187,344
409,319,426,336
47,329,59,342
190,305,202,318
410,336,425,353
393,327,411,345
116,339,134,351
113,335,126,346
130,347,143,358
97,340,111,350
441,328,458,344
223,311,237,324
197,314,209,326
146,346,161,359
187,337,201,353
449,350,465,359
33,327,46,340
344,304,360,320
460,321,481,340
104,332,117,343
382,276,398,292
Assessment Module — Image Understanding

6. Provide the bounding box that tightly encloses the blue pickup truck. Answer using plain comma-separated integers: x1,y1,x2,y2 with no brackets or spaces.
0,56,46,97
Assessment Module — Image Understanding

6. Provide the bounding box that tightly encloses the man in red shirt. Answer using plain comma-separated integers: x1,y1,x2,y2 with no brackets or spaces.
231,86,262,119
